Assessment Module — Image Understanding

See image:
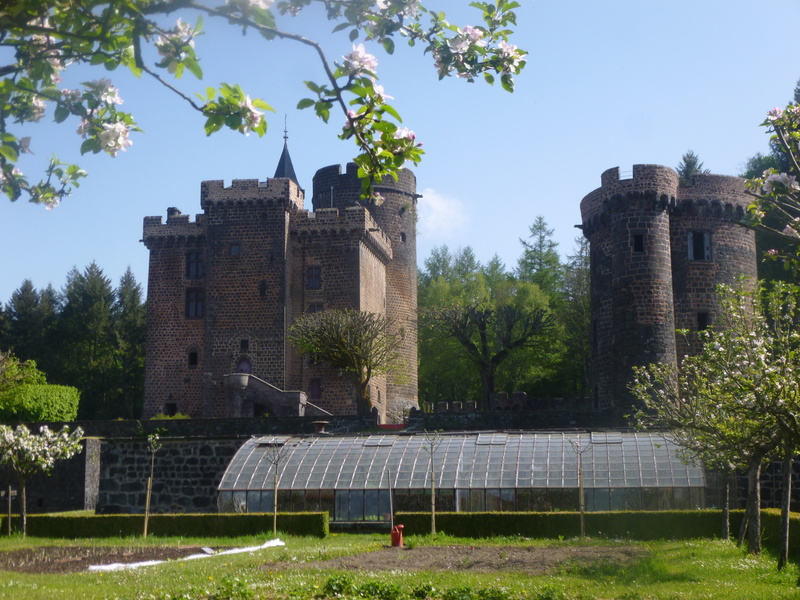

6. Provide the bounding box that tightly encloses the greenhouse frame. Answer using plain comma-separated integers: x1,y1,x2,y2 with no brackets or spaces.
217,431,708,522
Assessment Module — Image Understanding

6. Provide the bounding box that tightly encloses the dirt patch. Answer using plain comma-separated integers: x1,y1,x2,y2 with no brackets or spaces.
0,544,643,577
263,545,644,577
0,545,222,574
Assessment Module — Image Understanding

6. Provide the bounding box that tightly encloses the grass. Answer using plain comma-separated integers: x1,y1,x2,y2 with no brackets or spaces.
0,534,797,600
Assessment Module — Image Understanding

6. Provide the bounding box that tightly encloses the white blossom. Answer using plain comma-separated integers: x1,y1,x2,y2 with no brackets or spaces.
240,96,264,135
98,121,133,156
86,78,123,105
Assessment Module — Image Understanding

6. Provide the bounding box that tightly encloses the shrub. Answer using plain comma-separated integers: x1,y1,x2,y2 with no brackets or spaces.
0,383,79,422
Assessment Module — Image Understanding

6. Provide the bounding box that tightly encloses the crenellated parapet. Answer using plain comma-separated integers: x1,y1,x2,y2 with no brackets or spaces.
142,208,206,249
672,173,749,218
292,206,393,263
200,178,304,211
580,165,679,236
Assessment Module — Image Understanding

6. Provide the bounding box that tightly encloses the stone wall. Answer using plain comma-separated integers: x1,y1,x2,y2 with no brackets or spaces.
97,438,240,513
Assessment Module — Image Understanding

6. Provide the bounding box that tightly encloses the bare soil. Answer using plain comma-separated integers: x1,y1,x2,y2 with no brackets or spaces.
0,544,643,576
263,545,644,577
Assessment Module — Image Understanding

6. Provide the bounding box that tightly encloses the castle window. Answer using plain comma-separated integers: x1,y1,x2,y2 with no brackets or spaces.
186,252,204,278
165,402,177,417
237,358,251,374
306,265,322,290
308,303,325,313
185,288,204,319
259,280,267,297
240,339,249,352
400,232,406,243
688,231,711,261
188,351,198,367
309,378,322,401
632,234,644,253
229,243,241,256
697,312,710,331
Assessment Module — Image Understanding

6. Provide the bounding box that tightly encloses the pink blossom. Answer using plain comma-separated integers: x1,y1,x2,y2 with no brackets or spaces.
240,96,264,135
767,107,784,122
393,127,416,140
343,44,378,74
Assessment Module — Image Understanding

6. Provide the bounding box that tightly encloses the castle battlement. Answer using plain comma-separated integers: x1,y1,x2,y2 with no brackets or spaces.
292,206,392,262
200,178,304,210
142,209,206,247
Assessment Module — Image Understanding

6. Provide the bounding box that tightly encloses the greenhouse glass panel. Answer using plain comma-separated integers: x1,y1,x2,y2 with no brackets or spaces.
247,491,262,513
486,489,502,511
625,488,642,510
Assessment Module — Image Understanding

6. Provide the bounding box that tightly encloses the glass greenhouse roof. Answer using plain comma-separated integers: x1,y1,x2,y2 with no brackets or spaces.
217,431,705,492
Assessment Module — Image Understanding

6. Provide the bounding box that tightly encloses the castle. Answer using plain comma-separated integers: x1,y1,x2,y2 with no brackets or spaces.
580,165,758,416
141,142,419,423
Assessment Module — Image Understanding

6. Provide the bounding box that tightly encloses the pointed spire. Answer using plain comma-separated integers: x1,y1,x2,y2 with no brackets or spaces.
273,116,298,184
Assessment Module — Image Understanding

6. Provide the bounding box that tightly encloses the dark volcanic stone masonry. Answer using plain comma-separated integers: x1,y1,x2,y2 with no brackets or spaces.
580,165,757,416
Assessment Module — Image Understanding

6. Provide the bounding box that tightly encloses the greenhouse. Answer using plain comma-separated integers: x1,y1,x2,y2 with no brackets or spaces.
217,431,708,522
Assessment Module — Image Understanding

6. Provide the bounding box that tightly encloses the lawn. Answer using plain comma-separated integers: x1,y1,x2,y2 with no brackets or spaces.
0,533,796,600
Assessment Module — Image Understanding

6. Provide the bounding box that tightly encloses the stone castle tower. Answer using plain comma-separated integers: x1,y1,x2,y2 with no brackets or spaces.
141,145,418,423
580,165,757,416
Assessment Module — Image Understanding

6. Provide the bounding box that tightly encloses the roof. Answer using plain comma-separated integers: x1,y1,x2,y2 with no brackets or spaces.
217,431,705,492
273,140,298,183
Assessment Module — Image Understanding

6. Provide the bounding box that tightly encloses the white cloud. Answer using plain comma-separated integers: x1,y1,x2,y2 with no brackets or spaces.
417,187,468,241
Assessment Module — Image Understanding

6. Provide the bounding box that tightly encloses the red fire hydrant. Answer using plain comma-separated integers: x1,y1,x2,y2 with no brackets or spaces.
391,524,404,547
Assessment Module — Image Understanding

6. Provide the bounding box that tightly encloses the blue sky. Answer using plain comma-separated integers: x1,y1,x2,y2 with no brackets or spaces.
2,0,799,302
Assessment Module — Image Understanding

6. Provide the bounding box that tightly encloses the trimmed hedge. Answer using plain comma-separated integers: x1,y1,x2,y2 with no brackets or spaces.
396,510,745,540
0,383,79,422
5,512,328,538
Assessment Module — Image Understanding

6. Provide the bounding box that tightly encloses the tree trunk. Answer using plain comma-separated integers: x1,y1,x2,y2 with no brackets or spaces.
479,368,494,411
722,469,730,540
19,478,26,537
778,442,793,570
355,379,371,417
746,456,762,555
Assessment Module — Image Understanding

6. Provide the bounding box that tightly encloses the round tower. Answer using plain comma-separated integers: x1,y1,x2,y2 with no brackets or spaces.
311,164,419,421
580,165,680,416
669,173,757,357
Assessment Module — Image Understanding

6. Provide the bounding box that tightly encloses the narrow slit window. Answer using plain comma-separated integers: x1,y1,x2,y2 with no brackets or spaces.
632,234,644,253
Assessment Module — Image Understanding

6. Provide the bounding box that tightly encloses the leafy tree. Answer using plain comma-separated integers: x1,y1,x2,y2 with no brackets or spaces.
557,236,591,398
56,263,116,419
2,280,57,367
1,0,525,206
0,424,83,535
289,309,403,417
631,281,800,564
111,268,146,419
516,216,563,299
423,280,553,410
676,150,710,186
743,100,800,277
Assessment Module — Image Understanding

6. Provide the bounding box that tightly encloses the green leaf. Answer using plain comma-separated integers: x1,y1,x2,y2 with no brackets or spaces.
501,73,514,93
0,145,18,162
296,98,315,110
54,105,70,124
184,58,203,80
382,38,395,55
252,98,273,111
483,72,495,85
382,104,402,122
80,138,99,155
349,29,359,42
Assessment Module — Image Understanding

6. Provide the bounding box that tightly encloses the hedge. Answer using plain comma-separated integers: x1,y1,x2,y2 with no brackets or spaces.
0,383,79,422
3,512,329,538
395,510,745,540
